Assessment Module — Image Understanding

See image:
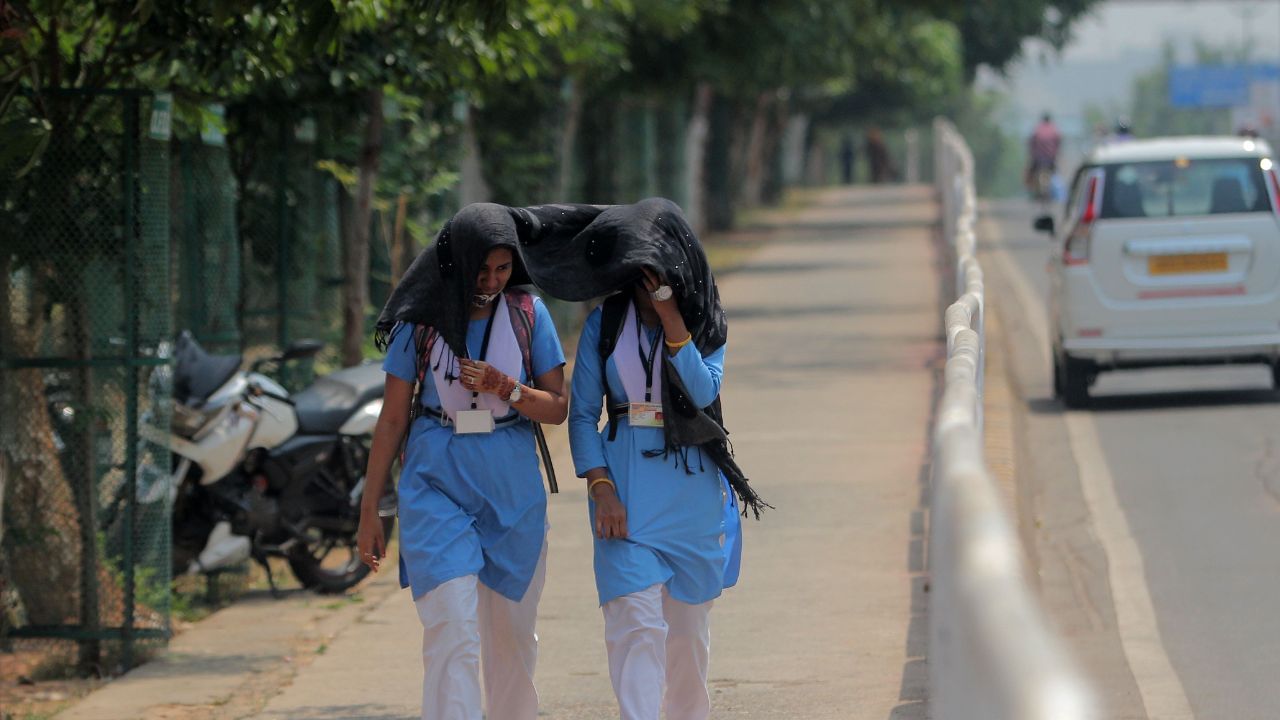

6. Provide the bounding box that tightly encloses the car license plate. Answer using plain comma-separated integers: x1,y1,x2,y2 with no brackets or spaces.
1147,252,1228,275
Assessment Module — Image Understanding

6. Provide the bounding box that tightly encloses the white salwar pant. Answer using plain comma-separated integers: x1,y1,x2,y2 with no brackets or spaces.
602,583,714,720
413,539,548,720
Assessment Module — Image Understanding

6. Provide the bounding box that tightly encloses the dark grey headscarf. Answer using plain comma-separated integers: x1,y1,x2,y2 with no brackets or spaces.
375,203,538,357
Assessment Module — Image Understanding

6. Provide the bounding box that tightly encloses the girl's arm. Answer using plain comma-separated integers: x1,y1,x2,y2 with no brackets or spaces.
357,374,413,570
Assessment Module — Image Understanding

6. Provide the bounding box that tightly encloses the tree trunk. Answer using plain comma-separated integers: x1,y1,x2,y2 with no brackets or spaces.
739,90,775,209
0,254,9,547
459,104,490,206
343,89,383,368
760,95,790,206
3,122,86,633
780,113,810,188
579,91,618,202
804,124,827,186
557,76,583,202
389,193,412,287
705,94,739,232
0,253,11,645
683,83,714,237
0,266,82,629
68,289,101,673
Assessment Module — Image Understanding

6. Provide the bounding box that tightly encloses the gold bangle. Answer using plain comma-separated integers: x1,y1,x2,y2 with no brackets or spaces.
588,477,616,495
664,333,692,350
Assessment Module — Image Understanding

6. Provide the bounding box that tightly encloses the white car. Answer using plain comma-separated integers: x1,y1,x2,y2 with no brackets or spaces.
1036,136,1280,407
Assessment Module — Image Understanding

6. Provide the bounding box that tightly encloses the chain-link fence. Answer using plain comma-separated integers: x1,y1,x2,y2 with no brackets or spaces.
237,113,343,390
1,90,173,673
172,132,241,354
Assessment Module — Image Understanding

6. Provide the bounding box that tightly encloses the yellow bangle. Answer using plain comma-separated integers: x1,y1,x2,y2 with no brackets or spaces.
588,477,616,495
664,333,692,350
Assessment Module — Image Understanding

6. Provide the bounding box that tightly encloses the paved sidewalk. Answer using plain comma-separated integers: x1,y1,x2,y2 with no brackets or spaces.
57,185,943,719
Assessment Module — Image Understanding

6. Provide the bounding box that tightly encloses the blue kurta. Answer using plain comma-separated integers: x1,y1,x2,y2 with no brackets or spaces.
383,298,565,602
570,306,741,606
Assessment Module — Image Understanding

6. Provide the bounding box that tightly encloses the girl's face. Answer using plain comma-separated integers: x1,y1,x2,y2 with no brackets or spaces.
632,282,655,315
475,248,514,300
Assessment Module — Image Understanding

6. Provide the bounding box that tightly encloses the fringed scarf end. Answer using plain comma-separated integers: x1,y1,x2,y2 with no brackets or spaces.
374,324,394,352
703,440,771,520
733,481,774,520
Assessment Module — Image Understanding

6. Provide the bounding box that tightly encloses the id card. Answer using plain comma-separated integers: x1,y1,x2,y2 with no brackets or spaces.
454,409,495,435
628,402,664,428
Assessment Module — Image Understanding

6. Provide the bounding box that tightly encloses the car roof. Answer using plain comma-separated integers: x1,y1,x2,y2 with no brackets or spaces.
1090,136,1273,164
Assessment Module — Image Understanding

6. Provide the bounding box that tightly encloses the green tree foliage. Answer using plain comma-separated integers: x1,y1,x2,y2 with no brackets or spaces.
920,0,1099,77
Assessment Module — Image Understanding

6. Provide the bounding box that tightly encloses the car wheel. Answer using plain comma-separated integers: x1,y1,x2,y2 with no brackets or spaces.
1062,355,1092,409
1272,362,1280,391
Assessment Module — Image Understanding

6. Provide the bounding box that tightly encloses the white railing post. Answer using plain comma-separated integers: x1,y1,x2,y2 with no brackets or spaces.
928,118,1097,720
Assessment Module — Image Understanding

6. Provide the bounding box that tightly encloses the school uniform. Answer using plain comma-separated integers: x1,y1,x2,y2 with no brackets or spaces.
383,293,564,720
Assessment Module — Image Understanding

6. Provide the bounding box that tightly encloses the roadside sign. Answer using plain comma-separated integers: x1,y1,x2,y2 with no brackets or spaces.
1169,64,1280,108
149,93,172,141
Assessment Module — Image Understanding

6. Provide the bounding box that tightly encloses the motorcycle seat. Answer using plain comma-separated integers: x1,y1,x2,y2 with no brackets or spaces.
293,362,385,434
174,331,243,406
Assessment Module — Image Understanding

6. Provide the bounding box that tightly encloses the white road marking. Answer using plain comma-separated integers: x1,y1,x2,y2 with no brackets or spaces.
983,212,1195,719
1064,412,1195,719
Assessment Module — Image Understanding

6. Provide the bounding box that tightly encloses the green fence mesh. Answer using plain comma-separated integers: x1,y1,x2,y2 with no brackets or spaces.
1,91,173,672
237,114,344,390
173,137,241,353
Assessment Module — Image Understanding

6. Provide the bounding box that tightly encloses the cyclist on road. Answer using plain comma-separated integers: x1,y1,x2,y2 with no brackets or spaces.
1025,113,1062,200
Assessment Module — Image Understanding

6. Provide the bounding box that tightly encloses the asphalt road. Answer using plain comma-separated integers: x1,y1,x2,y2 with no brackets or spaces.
982,198,1280,720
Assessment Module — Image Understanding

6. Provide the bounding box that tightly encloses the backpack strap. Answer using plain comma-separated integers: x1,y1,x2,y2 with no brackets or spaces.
505,289,537,378
409,324,439,422
597,293,630,442
504,289,558,494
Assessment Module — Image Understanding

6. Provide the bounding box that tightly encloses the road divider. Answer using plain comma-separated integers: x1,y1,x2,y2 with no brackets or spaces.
929,118,1097,720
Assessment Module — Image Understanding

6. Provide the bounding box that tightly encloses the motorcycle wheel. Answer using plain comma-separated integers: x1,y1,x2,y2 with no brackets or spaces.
286,514,395,594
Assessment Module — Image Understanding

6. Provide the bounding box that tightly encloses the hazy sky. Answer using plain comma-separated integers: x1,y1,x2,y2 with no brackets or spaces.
1064,1,1280,62
978,1,1280,137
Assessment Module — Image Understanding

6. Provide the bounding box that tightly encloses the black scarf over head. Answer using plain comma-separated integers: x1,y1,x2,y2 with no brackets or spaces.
374,198,768,518
513,197,727,355
376,202,535,357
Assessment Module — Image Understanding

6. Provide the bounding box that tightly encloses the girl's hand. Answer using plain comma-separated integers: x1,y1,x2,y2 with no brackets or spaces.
357,508,386,572
592,483,628,540
641,268,690,351
640,268,679,317
459,359,516,398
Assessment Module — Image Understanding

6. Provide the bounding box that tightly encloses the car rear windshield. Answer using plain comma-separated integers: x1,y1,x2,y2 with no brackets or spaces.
1100,157,1272,218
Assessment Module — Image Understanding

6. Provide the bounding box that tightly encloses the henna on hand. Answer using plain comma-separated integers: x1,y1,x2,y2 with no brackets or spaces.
475,363,506,394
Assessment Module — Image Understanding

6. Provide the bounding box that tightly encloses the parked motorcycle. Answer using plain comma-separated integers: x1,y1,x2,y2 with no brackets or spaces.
142,331,394,594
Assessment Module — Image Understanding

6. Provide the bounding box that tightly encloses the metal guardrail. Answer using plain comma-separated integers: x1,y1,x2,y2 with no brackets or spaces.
929,118,1097,720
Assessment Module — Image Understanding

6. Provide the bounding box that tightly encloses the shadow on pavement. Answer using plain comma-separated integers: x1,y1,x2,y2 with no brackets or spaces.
264,706,414,719
726,259,886,275
749,220,938,235
1025,389,1279,415
129,653,277,679
729,303,932,321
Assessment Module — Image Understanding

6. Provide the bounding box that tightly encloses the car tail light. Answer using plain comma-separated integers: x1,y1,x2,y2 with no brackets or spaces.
1065,173,1102,266
1266,167,1280,221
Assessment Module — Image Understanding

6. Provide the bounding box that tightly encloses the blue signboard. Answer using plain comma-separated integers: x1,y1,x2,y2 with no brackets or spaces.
1169,64,1280,108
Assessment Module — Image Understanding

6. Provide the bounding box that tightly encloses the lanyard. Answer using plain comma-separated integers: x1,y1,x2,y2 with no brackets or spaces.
635,305,663,402
470,299,500,410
